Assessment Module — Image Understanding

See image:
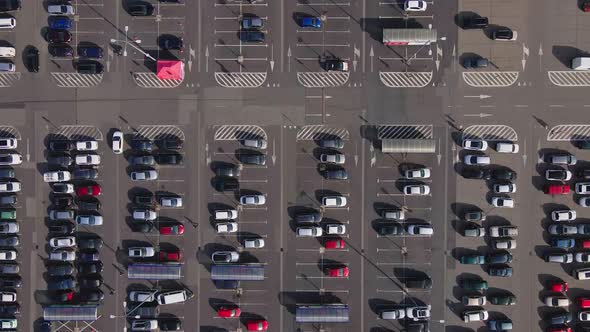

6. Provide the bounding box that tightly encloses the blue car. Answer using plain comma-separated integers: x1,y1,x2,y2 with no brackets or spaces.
551,238,575,249
49,16,72,30
299,16,321,28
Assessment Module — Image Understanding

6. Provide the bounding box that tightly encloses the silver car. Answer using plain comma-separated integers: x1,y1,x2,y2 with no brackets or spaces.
131,170,158,181
320,153,345,164
76,215,103,226
240,194,265,206
128,290,157,303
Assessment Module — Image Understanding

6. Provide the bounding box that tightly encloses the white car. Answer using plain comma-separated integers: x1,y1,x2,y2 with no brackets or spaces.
493,239,516,250
240,194,266,206
489,226,518,238
576,182,590,194
545,169,572,181
320,153,345,164
580,311,590,322
128,290,157,302
406,224,433,236
76,140,98,151
576,252,590,263
406,306,431,321
244,238,265,249
214,209,238,220
0,222,17,234
404,185,430,195
131,320,158,331
43,171,71,183
405,168,431,179
0,181,20,193
462,295,487,306
545,296,571,307
0,154,21,166
133,209,157,221
216,222,238,233
579,197,590,207
131,170,158,181
493,183,516,193
0,250,15,261
404,0,427,11
496,142,519,153
0,138,16,150
0,319,16,329
49,249,76,261
75,154,100,166
48,4,75,15
463,154,490,165
242,139,267,149
112,130,123,154
160,197,183,208
462,139,488,151
325,224,346,235
463,310,489,323
296,227,323,237
491,197,514,208
548,224,577,235
52,183,73,194
0,292,16,303
211,251,239,263
128,247,155,258
49,236,76,248
575,268,590,280
551,210,576,221
76,215,103,226
322,196,347,207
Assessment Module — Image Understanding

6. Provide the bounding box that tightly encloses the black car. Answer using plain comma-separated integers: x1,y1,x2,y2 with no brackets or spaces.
0,264,18,274
546,311,572,325
378,224,403,236
238,152,266,166
155,153,183,165
78,262,103,275
78,237,103,250
158,35,184,51
47,153,73,167
46,30,72,43
323,58,349,72
49,141,73,152
0,235,18,247
79,276,102,288
216,164,240,177
128,2,154,16
492,28,516,41
0,304,19,315
0,168,14,179
25,46,39,73
51,195,73,208
134,222,154,233
48,44,73,57
78,250,100,263
577,168,590,179
157,138,183,150
0,276,21,288
214,279,239,289
404,276,433,289
214,177,239,192
404,322,429,332
295,211,321,223
463,15,488,29
131,140,154,152
491,168,517,181
77,198,101,211
73,168,98,180
49,222,75,235
47,277,76,290
461,167,490,179
159,319,182,331
0,0,20,12
320,165,348,180
134,193,153,206
462,56,488,69
78,289,104,303
47,263,75,277
239,29,265,43
77,46,103,59
75,61,103,74
0,195,15,206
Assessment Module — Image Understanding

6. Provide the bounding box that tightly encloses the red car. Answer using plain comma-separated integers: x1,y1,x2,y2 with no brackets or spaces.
159,224,184,235
544,184,569,195
159,250,182,261
246,320,268,331
218,306,241,318
324,238,345,249
549,281,569,293
547,327,572,332
583,0,590,12
328,267,349,277
579,239,590,249
76,184,101,196
578,297,590,308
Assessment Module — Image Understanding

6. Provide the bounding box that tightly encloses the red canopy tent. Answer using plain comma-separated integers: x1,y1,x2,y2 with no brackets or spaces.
156,60,184,80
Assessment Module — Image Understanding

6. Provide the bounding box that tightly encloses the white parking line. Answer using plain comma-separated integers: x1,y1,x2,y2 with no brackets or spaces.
238,220,268,224
296,30,350,33
296,2,350,5
215,30,268,34
377,248,432,252
215,3,268,6
215,57,269,61
376,262,431,266
296,262,348,266
296,43,350,47
296,276,349,280
377,179,433,183
378,15,433,19
214,44,268,47
242,207,268,211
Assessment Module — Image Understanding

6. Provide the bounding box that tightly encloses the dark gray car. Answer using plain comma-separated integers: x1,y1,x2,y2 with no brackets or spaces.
0,235,18,247
128,155,155,166
0,195,16,205
47,154,73,167
73,168,98,180
239,153,266,166
47,263,75,277
0,169,14,179
319,139,344,149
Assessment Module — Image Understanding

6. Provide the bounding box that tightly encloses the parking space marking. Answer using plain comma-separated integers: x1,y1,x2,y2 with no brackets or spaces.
0,73,21,87
462,71,519,88
53,125,103,141
214,72,267,88
214,125,267,141
0,126,21,140
547,124,590,141
296,72,350,88
296,125,349,140
51,73,103,88
377,125,433,139
548,71,590,86
134,125,185,141
379,72,433,88
132,72,184,88
462,125,518,142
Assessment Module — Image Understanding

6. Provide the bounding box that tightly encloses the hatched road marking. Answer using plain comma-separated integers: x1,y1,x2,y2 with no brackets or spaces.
133,72,183,88
51,72,103,88
214,125,268,141
462,125,518,142
462,71,519,88
548,71,590,87
548,125,590,141
134,125,185,141
377,125,433,139
0,73,21,87
297,125,350,141
296,72,349,88
379,72,432,88
214,72,267,88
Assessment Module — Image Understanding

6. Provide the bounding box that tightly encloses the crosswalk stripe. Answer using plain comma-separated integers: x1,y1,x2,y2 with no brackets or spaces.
214,125,267,141
296,125,349,141
0,126,21,140
462,71,519,88
296,72,349,88
548,71,590,87
134,125,185,141
379,72,432,88
0,73,21,87
548,125,590,141
51,72,103,88
133,72,183,88
53,125,103,141
377,125,433,139
463,125,518,142
214,72,267,88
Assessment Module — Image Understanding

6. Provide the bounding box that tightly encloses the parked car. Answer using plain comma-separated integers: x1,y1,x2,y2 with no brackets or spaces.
464,155,490,165
544,153,577,165
463,310,489,322
128,246,155,258
73,168,98,180
462,295,486,306
462,139,488,151
216,222,237,234
240,194,265,206
133,209,157,221
322,196,347,207
546,184,570,195
48,44,73,57
486,252,513,264
488,265,513,277
318,139,344,149
463,14,488,29
492,239,516,249
464,224,485,237
238,153,266,166
551,238,575,249
403,185,430,195
489,226,518,237
404,0,427,11
406,306,431,321
131,170,158,181
111,130,123,153
406,224,433,236
459,278,488,291
489,294,516,305
297,15,321,28
0,154,20,165
548,224,577,235
491,197,514,208
47,4,74,15
492,28,517,41
49,236,76,248
296,227,323,237
244,238,265,249
131,140,153,152
320,152,345,164
546,169,572,181
128,155,155,166
552,210,577,221
155,153,183,165
46,29,72,43
211,251,239,263
459,254,485,265
159,223,184,235
127,2,154,16
488,319,513,331
493,183,516,193
160,196,182,208
76,215,103,226
325,224,346,235
404,168,430,179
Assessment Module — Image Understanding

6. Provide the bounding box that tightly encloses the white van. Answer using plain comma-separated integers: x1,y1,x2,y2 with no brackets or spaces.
496,142,519,153
0,62,15,72
156,290,191,305
0,18,16,29
572,57,590,70
0,47,15,58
